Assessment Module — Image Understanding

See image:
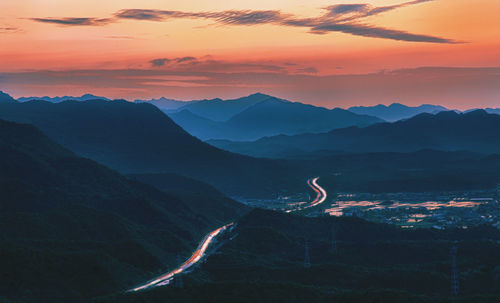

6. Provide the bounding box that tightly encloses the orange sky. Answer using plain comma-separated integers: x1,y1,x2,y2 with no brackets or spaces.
1,0,500,109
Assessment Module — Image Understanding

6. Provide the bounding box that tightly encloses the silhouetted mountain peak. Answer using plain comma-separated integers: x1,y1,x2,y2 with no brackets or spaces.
0,91,16,103
464,109,489,117
246,92,272,99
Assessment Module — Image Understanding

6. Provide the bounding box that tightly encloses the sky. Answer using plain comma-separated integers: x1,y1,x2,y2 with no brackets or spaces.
1,0,499,109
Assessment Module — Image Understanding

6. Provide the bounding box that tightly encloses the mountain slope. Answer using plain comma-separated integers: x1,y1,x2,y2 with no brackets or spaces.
134,97,195,110
169,94,382,141
176,93,271,121
223,98,382,140
0,99,303,197
349,103,448,121
209,110,500,158
0,90,16,103
0,118,247,302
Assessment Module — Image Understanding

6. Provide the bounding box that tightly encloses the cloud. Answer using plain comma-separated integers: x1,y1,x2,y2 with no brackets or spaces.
150,56,198,67
30,17,113,26
296,67,318,74
176,56,197,63
327,4,371,17
0,26,21,33
29,1,458,43
150,58,172,67
310,23,458,43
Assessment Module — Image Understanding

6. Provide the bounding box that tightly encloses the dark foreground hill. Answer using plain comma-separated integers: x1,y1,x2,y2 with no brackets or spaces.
100,209,500,303
169,94,382,141
210,110,500,158
0,98,304,197
0,118,246,302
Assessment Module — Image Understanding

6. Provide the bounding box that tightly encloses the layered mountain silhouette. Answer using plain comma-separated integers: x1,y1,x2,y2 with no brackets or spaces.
168,93,383,141
348,103,448,122
209,110,500,158
174,93,269,122
17,93,110,103
134,97,193,110
0,97,303,196
0,117,247,301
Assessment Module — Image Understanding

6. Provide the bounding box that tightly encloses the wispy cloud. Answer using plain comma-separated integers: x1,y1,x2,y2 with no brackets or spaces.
310,23,454,43
29,1,459,43
150,57,198,67
29,17,114,26
0,26,22,34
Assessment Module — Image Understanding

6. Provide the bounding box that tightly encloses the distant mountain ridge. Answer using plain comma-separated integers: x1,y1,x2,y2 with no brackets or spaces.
17,93,110,103
168,93,383,141
348,103,449,121
134,97,195,110
175,93,271,122
209,110,500,158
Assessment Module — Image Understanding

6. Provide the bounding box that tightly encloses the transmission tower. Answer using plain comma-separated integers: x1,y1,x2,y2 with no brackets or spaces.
304,239,311,268
174,254,183,288
450,245,459,296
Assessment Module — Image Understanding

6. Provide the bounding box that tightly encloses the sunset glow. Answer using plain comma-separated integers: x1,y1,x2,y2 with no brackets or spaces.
1,0,499,109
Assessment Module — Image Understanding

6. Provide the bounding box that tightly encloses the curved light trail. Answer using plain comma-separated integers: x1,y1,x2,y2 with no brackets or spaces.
129,222,234,292
286,177,327,212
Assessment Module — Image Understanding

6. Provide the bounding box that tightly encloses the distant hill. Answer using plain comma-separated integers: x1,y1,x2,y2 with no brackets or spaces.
169,94,383,141
0,118,246,302
0,99,303,197
134,97,195,110
176,93,271,121
17,93,110,103
209,110,500,158
464,108,500,115
0,90,16,103
348,103,448,121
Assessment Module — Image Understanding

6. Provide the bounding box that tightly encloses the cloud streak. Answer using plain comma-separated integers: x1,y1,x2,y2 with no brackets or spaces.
0,26,21,33
29,17,114,26
29,1,459,43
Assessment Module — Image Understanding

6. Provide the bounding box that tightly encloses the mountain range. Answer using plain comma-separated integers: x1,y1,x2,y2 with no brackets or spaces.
0,117,247,302
134,97,193,110
209,110,500,158
17,93,110,103
0,94,304,197
168,93,383,141
348,103,449,121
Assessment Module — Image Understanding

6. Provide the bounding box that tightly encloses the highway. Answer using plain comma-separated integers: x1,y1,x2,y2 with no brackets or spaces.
129,222,234,292
286,177,327,212
128,178,325,292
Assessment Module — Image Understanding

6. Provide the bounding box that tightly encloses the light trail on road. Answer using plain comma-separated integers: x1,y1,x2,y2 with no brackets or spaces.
128,222,234,292
286,177,327,212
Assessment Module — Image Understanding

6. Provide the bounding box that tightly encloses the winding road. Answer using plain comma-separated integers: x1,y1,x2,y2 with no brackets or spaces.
128,178,325,292
129,222,234,292
286,177,327,212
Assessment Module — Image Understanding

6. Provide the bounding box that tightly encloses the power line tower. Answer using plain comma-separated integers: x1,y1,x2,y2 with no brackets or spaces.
450,245,459,296
174,254,183,288
304,239,311,268
330,226,338,254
